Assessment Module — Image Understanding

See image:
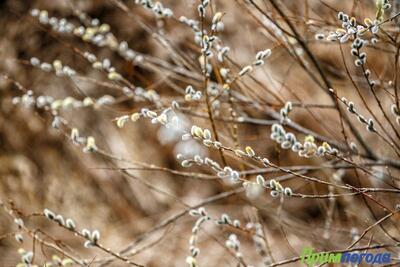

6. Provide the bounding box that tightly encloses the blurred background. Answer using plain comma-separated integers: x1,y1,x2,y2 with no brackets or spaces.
0,0,399,266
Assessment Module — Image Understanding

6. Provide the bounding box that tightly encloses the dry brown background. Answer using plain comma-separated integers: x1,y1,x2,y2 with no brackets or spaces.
0,0,399,266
